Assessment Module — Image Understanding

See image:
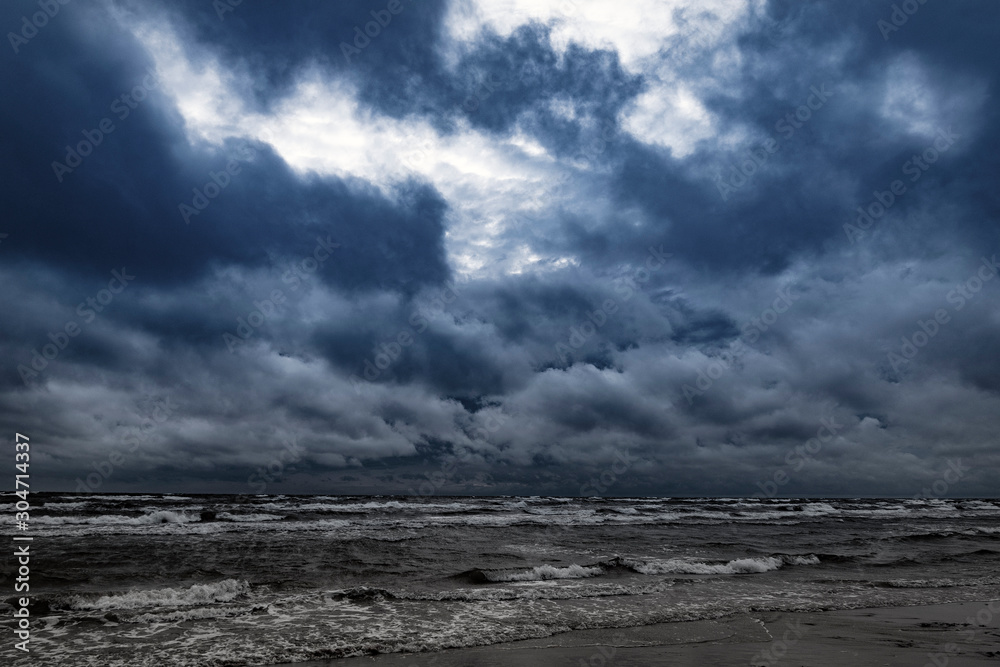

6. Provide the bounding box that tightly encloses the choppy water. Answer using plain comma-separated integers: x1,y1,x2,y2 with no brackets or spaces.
2,494,999,665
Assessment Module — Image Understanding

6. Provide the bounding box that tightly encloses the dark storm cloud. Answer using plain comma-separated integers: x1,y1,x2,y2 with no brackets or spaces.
136,0,451,115
593,0,1000,277
456,27,642,142
1,0,998,496
299,265,743,406
142,0,642,152
1,1,450,291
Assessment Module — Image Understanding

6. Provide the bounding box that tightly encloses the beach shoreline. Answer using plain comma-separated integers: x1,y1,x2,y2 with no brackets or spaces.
287,599,1000,667
10,495,999,666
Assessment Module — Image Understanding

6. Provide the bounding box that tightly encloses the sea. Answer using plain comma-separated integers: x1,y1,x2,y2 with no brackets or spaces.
2,494,999,665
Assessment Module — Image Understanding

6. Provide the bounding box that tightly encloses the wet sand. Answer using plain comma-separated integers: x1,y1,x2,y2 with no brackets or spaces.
284,600,1000,666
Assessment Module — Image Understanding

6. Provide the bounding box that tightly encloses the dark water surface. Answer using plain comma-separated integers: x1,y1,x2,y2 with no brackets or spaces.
2,494,999,665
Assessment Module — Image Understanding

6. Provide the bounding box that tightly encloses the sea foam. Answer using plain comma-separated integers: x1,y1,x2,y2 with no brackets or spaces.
70,579,251,611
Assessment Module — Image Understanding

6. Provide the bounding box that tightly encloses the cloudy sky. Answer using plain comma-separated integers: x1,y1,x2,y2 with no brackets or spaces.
3,0,998,496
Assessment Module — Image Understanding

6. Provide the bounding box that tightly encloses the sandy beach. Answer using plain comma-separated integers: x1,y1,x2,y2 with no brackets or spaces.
296,600,1000,667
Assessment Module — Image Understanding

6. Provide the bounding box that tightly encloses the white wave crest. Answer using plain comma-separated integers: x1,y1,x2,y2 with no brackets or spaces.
216,512,284,522
626,554,819,575
70,579,251,611
788,555,821,565
485,564,604,582
33,510,195,526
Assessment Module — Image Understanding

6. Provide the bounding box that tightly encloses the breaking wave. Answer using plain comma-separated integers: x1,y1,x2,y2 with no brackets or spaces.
33,510,196,526
613,554,820,575
644,557,772,575
485,564,605,582
456,554,820,584
70,579,251,611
